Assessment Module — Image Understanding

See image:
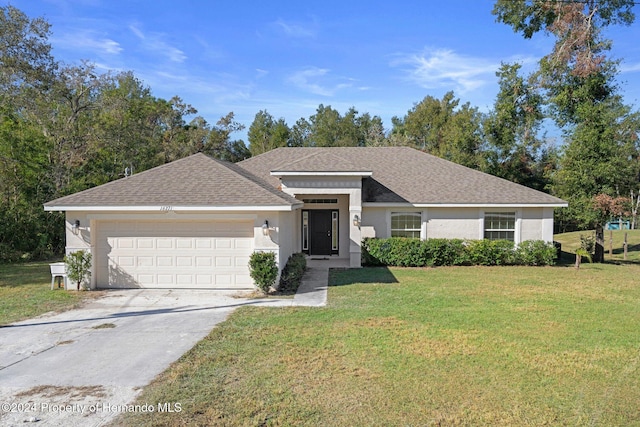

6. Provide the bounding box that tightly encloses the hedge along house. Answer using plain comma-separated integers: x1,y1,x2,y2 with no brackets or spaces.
44,147,567,290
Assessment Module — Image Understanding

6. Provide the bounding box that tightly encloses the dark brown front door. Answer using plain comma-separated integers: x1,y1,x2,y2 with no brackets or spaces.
309,210,333,255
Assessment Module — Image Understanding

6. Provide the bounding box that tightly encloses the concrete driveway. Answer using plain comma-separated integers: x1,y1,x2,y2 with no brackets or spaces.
0,289,289,426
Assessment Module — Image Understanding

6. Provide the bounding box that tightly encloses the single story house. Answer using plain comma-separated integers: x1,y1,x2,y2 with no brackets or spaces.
44,147,567,290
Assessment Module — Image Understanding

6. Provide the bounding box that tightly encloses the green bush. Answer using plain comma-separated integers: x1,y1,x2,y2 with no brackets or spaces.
278,252,307,293
249,251,279,294
362,238,555,267
580,233,596,254
466,239,515,266
362,238,383,266
362,237,429,267
424,238,468,266
64,250,92,290
516,240,557,266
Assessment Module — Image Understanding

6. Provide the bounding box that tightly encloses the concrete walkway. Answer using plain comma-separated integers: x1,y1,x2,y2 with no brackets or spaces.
292,258,349,307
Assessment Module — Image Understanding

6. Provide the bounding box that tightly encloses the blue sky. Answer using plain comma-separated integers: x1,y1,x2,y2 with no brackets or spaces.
10,0,640,142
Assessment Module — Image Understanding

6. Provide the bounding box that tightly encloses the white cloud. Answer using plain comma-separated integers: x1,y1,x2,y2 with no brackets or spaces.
273,18,317,38
621,62,640,73
287,67,353,96
392,48,501,94
52,31,123,55
129,24,187,63
255,68,269,78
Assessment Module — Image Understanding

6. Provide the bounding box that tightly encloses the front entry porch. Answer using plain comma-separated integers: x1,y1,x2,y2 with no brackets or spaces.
271,170,367,268
303,209,339,256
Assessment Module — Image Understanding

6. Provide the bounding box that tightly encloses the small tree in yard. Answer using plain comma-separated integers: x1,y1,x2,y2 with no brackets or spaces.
592,194,629,262
249,251,278,294
574,248,592,270
64,250,92,290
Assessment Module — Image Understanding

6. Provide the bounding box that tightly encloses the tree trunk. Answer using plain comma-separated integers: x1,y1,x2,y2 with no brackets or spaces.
594,225,605,263
609,229,613,256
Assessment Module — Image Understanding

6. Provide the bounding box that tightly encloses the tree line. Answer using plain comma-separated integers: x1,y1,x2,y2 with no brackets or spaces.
1,2,639,262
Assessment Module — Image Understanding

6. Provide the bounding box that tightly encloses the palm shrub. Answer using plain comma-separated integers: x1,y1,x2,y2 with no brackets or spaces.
249,251,278,294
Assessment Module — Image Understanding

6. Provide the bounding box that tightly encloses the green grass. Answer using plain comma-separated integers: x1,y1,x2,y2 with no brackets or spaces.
114,262,640,426
0,261,100,326
554,229,640,263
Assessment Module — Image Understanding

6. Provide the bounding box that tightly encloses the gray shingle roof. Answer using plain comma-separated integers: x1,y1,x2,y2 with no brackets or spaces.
45,147,566,209
271,151,371,173
237,147,567,205
45,153,301,208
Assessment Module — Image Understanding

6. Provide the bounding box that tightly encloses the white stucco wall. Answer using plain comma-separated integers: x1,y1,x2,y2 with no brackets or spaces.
361,206,556,243
64,212,92,254
427,208,482,240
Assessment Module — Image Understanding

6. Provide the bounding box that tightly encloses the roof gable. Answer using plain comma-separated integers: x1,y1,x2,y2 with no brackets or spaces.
45,153,300,209
238,147,567,206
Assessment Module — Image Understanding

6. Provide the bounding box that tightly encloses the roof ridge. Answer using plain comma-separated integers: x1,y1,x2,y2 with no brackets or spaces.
269,149,320,170
222,160,301,205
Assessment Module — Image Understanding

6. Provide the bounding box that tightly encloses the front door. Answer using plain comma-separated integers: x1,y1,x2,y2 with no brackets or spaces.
305,210,338,256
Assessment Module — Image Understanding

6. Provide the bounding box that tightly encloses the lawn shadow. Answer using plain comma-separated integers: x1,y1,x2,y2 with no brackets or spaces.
329,267,399,287
555,250,640,267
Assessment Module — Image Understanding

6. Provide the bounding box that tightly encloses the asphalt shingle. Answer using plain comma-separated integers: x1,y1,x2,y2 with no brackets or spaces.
45,153,300,208
238,147,566,205
45,147,566,208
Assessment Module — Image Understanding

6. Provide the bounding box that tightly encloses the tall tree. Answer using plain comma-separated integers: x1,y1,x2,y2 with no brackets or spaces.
290,118,311,147
494,0,639,231
304,105,384,147
0,5,60,259
395,92,484,168
493,0,635,77
483,63,553,190
248,110,290,156
206,112,250,162
0,5,56,96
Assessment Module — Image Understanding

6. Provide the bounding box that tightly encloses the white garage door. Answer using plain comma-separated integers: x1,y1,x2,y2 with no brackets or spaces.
95,220,254,289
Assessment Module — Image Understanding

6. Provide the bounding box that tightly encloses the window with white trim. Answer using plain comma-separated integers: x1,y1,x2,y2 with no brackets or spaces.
391,212,421,238
484,212,516,241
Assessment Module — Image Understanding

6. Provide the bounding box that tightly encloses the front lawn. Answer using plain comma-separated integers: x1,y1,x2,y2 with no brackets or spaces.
0,261,100,326
114,263,640,426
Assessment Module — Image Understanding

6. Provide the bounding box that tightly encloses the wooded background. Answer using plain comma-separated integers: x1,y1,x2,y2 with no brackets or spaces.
1,2,639,261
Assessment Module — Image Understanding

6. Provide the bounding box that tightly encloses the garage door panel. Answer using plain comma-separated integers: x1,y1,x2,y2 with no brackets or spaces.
138,256,154,267
236,274,253,286
96,221,254,289
137,238,154,249
235,256,251,267
195,239,212,249
157,256,173,267
157,238,173,249
176,257,192,267
216,256,232,267
196,257,212,267
235,239,252,249
176,238,192,249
